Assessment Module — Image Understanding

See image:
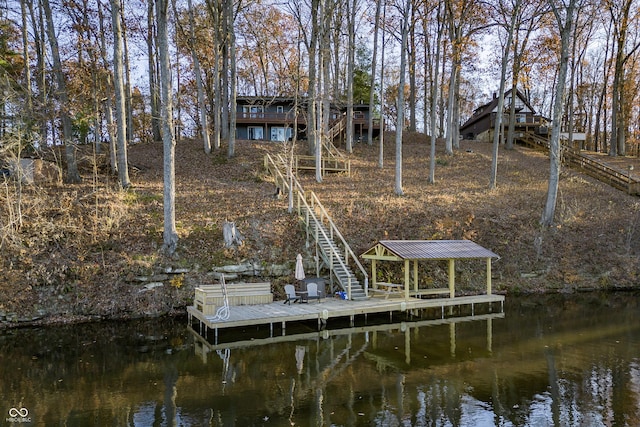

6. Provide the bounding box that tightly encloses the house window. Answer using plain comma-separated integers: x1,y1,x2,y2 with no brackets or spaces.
242,105,264,118
248,126,264,140
277,106,284,114
506,95,525,110
270,127,292,142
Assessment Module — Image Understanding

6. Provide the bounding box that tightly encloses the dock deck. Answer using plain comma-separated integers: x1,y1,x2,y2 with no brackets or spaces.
188,294,505,345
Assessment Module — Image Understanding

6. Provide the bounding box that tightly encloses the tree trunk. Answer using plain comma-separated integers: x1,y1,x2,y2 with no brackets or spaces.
157,0,178,254
212,0,221,150
221,20,229,142
187,0,211,154
367,0,382,146
444,60,456,155
377,2,386,169
541,0,576,226
408,4,416,133
395,0,410,196
28,0,49,146
43,0,81,183
121,4,134,144
110,0,131,189
97,0,117,173
148,0,162,142
307,0,318,158
438,41,447,138
345,0,356,153
593,22,611,152
227,0,237,158
608,0,635,157
429,3,444,184
21,0,33,119
490,0,519,190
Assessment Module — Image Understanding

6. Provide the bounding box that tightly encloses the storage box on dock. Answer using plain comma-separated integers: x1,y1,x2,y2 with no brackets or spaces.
194,282,273,315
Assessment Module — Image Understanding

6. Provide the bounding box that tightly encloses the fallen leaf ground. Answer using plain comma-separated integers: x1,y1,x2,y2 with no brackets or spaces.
1,133,639,327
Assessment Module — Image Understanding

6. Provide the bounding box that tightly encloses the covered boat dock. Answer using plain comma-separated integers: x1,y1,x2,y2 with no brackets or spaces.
361,240,500,299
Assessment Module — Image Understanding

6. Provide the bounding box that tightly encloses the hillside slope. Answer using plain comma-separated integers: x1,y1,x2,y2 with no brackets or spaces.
1,135,639,326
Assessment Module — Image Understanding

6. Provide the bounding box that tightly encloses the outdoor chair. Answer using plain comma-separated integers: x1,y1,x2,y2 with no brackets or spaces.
284,284,298,305
306,282,322,303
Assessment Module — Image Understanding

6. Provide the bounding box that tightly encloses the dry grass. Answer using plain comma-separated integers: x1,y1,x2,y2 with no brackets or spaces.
1,133,639,325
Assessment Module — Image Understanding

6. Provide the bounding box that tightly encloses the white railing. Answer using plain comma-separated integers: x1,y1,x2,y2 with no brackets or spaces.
264,153,369,298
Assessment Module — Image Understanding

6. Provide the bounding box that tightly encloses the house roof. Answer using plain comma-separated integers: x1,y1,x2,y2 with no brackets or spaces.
236,96,307,105
460,89,536,131
361,240,499,261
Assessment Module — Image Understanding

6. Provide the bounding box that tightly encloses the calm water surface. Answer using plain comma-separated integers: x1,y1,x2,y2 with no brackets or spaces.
1,292,639,427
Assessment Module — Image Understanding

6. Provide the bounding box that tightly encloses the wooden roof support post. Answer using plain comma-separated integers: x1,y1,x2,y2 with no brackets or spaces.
404,259,410,300
448,259,455,298
413,260,419,293
371,259,377,290
486,258,492,295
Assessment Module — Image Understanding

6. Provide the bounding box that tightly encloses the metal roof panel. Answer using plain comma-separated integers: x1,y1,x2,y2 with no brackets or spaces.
377,240,499,260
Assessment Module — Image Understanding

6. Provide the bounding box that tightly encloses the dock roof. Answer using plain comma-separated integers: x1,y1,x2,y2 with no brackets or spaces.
361,240,499,261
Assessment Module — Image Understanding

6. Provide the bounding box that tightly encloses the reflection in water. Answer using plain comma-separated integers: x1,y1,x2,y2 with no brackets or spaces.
0,293,639,426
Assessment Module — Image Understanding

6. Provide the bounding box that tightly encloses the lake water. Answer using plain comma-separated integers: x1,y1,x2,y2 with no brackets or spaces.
1,292,639,427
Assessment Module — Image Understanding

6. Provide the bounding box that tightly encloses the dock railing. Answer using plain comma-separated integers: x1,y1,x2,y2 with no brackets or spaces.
264,153,369,298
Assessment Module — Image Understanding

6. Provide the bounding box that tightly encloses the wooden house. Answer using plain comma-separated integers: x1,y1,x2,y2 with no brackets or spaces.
460,89,547,141
235,96,381,143
350,103,383,143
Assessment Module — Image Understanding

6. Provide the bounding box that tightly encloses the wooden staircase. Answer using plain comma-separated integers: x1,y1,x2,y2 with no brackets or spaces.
264,153,369,299
516,131,551,150
516,131,640,195
294,115,351,176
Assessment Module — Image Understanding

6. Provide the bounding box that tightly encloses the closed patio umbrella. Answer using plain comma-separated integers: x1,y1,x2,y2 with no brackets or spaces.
295,254,305,282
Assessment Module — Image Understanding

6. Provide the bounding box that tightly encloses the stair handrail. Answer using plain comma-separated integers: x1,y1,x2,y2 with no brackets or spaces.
264,152,368,298
294,189,365,298
305,190,368,289
264,152,306,197
325,116,347,158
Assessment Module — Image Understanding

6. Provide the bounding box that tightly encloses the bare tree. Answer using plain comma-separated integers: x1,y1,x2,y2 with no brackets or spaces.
489,0,520,190
97,0,118,173
345,0,358,153
110,0,131,189
606,0,640,156
505,0,543,149
367,0,382,147
378,0,386,169
157,0,178,254
181,0,211,153
444,0,488,155
541,0,578,226
42,0,81,183
427,0,444,184
20,0,33,122
395,0,411,196
227,0,237,158
148,0,162,142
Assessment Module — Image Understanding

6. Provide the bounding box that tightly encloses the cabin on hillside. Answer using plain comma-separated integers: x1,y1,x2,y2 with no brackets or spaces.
235,96,382,143
460,89,547,142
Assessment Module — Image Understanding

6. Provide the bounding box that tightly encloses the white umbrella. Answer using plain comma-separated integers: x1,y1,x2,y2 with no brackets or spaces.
295,253,305,281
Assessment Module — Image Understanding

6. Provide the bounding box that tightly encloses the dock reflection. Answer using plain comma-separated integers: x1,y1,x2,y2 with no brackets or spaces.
188,311,504,365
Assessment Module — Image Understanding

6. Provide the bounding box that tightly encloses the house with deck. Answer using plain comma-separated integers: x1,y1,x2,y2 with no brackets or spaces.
235,96,382,143
460,89,547,142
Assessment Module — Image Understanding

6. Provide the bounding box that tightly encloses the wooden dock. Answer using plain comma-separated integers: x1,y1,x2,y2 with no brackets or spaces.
187,294,505,345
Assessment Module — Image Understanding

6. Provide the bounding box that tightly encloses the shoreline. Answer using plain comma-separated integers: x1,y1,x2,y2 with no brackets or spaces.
3,287,639,330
